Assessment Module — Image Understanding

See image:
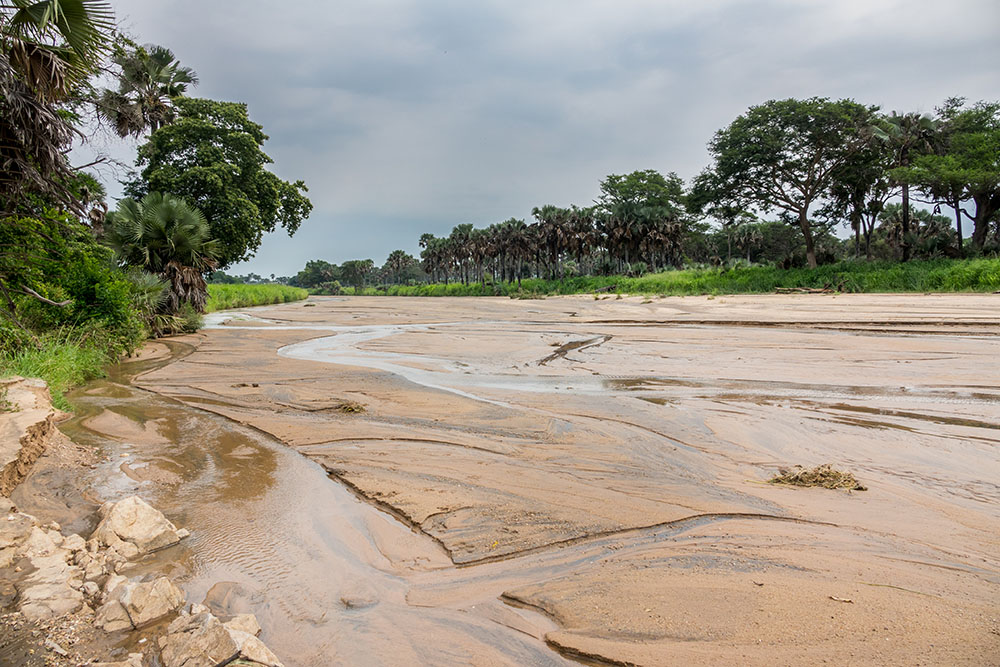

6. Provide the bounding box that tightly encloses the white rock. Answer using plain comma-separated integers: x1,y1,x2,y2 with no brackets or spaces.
228,628,284,667
91,496,184,555
224,612,262,637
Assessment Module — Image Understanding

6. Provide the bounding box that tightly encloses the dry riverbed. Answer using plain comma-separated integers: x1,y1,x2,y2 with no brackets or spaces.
5,293,1000,665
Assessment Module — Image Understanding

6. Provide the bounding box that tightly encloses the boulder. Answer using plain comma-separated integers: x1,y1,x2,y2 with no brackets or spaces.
94,600,132,633
91,496,185,555
17,551,85,620
96,576,185,631
159,612,239,667
227,628,284,667
224,612,262,637
121,576,185,627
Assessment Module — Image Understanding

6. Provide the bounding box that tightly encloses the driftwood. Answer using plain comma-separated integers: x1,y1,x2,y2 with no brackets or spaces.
593,284,618,294
775,282,844,295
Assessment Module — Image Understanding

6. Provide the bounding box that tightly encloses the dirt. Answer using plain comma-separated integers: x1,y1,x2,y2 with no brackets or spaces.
17,293,999,666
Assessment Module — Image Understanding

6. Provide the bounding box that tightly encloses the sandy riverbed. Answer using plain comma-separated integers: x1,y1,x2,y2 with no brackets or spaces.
69,294,1000,665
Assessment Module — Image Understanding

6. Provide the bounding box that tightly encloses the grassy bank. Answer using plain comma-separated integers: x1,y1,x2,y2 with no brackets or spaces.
0,332,112,411
346,258,1000,297
206,284,309,311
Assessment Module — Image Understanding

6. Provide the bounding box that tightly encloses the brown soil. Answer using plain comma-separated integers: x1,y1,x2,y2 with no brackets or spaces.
61,294,1000,665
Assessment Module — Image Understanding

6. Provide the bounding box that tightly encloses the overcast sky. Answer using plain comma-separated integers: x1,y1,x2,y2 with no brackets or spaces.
80,0,1000,277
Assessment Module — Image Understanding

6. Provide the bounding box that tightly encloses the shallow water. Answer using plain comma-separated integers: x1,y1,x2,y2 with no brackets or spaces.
62,346,575,666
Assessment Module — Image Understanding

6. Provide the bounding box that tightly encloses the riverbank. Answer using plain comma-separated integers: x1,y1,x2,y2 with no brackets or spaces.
123,293,999,665
339,257,1000,297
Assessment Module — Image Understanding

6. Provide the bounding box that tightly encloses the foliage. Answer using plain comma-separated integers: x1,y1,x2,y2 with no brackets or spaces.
704,97,876,268
0,330,109,410
205,284,308,312
125,97,312,266
0,0,115,211
98,42,197,137
104,192,219,312
352,258,1000,297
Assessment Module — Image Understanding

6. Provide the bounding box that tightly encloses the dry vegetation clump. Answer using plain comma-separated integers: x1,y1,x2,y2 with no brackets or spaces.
769,464,867,491
334,401,366,414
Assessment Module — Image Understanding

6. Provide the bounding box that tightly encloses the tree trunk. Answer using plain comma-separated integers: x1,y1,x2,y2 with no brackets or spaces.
798,209,817,269
953,196,963,256
901,185,911,262
971,192,1000,250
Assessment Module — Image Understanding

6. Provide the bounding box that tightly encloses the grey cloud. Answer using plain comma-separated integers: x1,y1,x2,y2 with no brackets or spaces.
83,0,1000,276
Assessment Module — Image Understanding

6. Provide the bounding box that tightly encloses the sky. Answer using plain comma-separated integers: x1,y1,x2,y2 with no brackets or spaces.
77,0,1000,277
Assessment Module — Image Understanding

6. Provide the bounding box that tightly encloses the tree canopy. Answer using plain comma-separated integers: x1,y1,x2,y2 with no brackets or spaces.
705,97,875,267
126,97,313,266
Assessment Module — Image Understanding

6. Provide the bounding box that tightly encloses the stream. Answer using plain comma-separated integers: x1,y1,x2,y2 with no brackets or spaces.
60,342,575,666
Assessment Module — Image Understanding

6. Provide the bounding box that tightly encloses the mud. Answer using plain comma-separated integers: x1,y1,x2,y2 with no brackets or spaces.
55,295,1000,664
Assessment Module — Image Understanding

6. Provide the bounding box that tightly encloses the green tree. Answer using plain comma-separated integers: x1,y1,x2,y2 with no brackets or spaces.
340,259,375,290
874,112,939,261
899,99,1000,251
126,97,312,266
293,259,337,288
98,42,197,137
706,98,875,268
1,0,114,211
104,192,219,312
384,249,416,285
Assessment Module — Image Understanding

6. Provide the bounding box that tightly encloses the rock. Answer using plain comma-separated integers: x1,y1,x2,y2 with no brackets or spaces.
224,613,262,637
202,581,256,617
103,573,127,597
108,539,141,560
159,612,239,667
228,628,284,667
89,653,143,667
120,576,185,627
84,558,105,582
91,496,185,555
20,526,58,557
94,599,133,632
176,528,190,539
17,552,85,620
45,521,60,531
62,533,86,553
44,638,68,656
82,580,100,599
190,602,209,615
0,378,59,495
0,511,35,549
340,582,378,609
0,579,17,606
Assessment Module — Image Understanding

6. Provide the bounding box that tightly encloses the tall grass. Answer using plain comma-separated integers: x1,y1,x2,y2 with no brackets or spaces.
206,284,309,312
0,333,109,411
349,258,1000,297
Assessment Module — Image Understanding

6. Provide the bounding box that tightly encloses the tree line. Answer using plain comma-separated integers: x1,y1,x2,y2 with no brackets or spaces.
292,96,998,290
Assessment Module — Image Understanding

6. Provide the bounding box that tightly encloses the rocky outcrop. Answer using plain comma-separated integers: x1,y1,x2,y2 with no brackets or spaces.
0,497,284,666
91,495,189,555
0,377,66,496
158,608,285,667
95,576,186,631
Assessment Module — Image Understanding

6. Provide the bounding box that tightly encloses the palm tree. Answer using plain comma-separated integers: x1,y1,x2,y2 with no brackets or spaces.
1,0,115,208
104,192,219,313
874,112,938,261
99,44,198,138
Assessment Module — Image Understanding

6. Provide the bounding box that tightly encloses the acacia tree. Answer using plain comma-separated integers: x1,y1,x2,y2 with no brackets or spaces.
126,97,312,266
706,98,876,268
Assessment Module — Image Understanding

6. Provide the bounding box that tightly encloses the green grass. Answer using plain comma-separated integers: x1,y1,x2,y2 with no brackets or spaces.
206,284,309,312
347,258,1000,297
0,333,109,411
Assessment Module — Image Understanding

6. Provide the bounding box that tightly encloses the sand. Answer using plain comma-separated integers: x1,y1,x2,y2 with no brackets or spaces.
121,293,1000,665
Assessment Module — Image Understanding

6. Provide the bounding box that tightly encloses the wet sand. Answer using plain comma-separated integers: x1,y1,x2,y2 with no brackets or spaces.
67,295,1000,665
